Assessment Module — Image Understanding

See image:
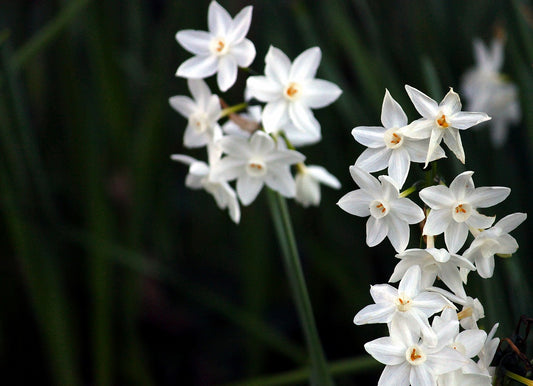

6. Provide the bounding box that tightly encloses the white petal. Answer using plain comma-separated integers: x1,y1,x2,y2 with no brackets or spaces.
246,76,282,102
289,46,321,81
177,55,218,79
364,337,405,365
352,126,387,148
227,5,252,43
188,78,212,103
354,303,395,324
405,85,438,118
262,99,289,133
449,111,491,130
307,166,341,189
217,55,238,91
183,124,209,148
176,30,212,55
440,88,462,114
237,174,264,205
412,292,451,316
381,90,408,128
210,156,245,182
301,79,342,108
495,212,527,233
476,255,495,279
467,187,510,208
398,265,421,298
265,168,296,197
232,39,256,67
442,128,465,164
367,217,388,247
419,185,454,209
169,96,196,118
404,118,435,139
466,212,495,229
266,149,305,165
423,209,452,236
449,171,475,200
370,283,399,303
380,175,400,201
355,147,390,173
208,1,232,36
458,329,487,358
217,135,250,157
393,198,425,224
410,365,435,386
425,347,466,375
349,165,381,193
285,123,321,146
265,46,290,85
288,102,320,133
438,265,467,298
445,221,468,253
379,363,411,386
387,214,410,252
249,131,275,155
425,126,444,166
170,154,198,166
337,189,371,217
404,139,445,163
388,148,410,188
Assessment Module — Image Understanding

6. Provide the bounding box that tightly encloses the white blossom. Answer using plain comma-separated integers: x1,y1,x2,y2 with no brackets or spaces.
295,165,340,207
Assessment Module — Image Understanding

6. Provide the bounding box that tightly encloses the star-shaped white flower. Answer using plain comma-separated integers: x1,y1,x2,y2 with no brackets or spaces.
294,164,340,207
365,319,466,386
463,212,526,278
419,171,510,253
390,248,475,298
211,131,305,205
175,1,256,92
405,85,491,166
353,90,445,188
246,46,342,135
461,38,520,147
169,79,221,148
337,166,424,252
354,266,452,346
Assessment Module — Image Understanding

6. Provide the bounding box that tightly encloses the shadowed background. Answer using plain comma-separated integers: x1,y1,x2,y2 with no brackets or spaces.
1,0,532,385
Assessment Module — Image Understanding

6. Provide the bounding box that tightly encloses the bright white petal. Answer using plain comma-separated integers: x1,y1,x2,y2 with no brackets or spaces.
423,209,452,236
466,212,495,230
355,147,390,173
352,126,387,148
496,212,527,233
337,190,371,216
210,157,245,182
388,148,410,188
387,214,410,252
217,135,250,157
208,1,232,36
379,363,411,386
237,174,264,205
249,130,275,155
449,111,491,130
440,88,462,114
354,303,395,324
398,265,421,298
177,55,218,79
425,127,444,166
405,85,439,118
265,168,296,197
445,221,468,253
289,46,321,81
349,165,381,193
476,255,495,279
307,166,341,189
443,128,465,164
176,30,211,55
232,39,256,67
449,171,475,200
364,337,405,365
367,217,388,247
265,46,290,85
370,283,399,303
419,185,454,209
289,102,320,133
467,187,510,208
393,198,424,224
381,90,408,128
170,154,198,165
262,99,289,133
410,363,435,386
246,76,282,102
227,5,252,43
188,78,212,103
301,79,342,108
217,55,238,91
169,96,196,118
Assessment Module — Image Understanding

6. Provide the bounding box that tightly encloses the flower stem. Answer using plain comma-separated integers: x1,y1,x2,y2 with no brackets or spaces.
266,189,335,386
220,102,248,117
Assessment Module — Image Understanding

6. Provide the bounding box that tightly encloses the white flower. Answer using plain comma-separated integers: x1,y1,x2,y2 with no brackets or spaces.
419,171,510,253
461,38,520,147
405,85,491,166
175,1,256,92
246,46,342,135
364,319,466,386
337,166,424,252
169,79,221,148
427,287,485,330
353,90,445,188
463,212,526,278
211,131,305,205
390,248,475,298
295,165,340,207
171,151,241,223
354,266,452,346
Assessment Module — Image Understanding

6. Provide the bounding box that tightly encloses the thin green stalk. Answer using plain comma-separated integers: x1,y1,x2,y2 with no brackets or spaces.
266,189,334,386
226,355,380,386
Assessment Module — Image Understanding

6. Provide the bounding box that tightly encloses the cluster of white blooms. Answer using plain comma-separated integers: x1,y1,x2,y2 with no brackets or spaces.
170,1,342,223
338,86,527,385
461,37,521,147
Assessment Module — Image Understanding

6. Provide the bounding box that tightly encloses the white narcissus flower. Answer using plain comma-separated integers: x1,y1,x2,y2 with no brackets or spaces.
419,171,510,253
246,46,342,135
169,79,221,148
463,212,527,278
404,85,491,166
337,166,424,252
428,287,485,330
461,38,520,147
175,1,256,92
353,90,445,188
390,248,475,298
295,165,341,207
354,266,452,346
364,319,466,386
211,131,305,205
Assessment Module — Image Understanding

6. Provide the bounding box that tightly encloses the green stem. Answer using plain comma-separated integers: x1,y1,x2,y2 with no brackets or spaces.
266,189,334,386
221,102,248,117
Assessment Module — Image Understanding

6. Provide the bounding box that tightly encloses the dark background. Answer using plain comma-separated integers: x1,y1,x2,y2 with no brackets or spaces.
0,0,532,385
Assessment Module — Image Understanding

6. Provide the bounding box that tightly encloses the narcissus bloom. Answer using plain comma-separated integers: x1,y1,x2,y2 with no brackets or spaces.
419,171,510,253
169,79,221,148
353,90,445,188
211,131,305,205
246,46,342,135
175,1,256,91
337,166,424,252
294,165,340,207
405,85,491,166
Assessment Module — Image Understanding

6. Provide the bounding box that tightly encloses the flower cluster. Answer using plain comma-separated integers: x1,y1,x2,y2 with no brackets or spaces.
338,86,526,385
170,1,342,223
461,37,521,147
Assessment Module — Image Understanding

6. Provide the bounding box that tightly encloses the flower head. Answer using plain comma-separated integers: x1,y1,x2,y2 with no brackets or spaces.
337,166,424,252
246,46,342,136
176,1,256,91
404,85,491,166
295,164,340,207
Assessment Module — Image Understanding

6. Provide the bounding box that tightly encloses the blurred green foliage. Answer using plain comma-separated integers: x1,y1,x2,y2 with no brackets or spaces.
0,0,532,385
